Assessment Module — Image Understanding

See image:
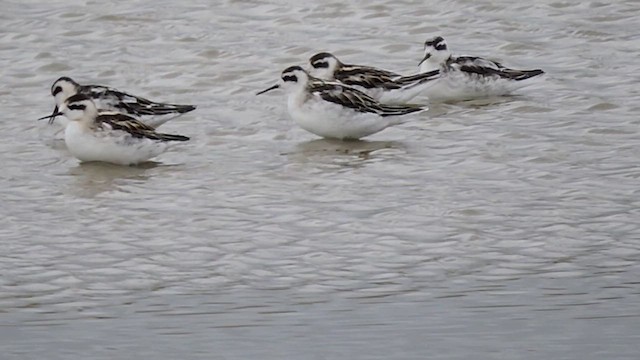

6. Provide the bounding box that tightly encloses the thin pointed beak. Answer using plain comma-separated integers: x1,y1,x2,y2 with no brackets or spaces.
38,106,63,124
418,53,431,67
256,84,280,95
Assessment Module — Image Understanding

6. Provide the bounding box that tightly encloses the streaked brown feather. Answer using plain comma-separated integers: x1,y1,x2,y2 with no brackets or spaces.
336,64,440,90
96,113,189,142
309,79,425,117
449,56,544,81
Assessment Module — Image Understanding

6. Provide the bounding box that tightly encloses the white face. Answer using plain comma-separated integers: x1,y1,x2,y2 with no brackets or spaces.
308,53,339,80
419,36,451,72
279,66,310,92
60,96,98,121
51,77,80,107
256,66,310,96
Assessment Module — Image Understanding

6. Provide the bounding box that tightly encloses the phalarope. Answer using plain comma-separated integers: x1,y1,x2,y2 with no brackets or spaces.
418,36,544,101
46,76,196,128
39,94,190,165
308,52,440,104
257,66,427,140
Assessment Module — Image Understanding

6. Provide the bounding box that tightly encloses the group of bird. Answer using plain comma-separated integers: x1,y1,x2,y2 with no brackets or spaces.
39,36,544,166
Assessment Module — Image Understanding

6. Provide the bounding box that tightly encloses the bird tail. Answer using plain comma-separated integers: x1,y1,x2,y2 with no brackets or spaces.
503,69,545,81
380,104,428,117
144,104,196,115
156,133,190,142
168,104,197,114
396,69,441,87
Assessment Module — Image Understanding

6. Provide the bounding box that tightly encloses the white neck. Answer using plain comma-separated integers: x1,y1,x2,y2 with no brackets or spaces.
419,50,451,73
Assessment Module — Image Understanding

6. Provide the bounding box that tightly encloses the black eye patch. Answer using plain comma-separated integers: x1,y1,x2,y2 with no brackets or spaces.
313,61,329,69
68,104,86,111
425,36,444,47
435,43,447,51
52,86,62,96
282,75,297,82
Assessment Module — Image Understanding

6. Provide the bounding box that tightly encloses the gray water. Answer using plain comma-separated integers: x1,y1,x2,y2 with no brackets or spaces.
1,0,640,359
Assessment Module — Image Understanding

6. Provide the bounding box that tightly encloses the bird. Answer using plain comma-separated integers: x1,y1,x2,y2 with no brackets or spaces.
256,65,427,140
45,76,196,128
418,36,545,101
308,52,440,104
38,93,190,165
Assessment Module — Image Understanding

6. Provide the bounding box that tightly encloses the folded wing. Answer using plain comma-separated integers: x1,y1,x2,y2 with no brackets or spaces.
312,81,426,117
97,113,190,142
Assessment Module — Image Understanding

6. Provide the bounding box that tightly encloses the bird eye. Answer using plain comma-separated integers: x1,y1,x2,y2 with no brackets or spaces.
52,86,62,96
68,104,86,111
435,43,447,51
425,37,445,48
313,61,329,69
282,75,297,82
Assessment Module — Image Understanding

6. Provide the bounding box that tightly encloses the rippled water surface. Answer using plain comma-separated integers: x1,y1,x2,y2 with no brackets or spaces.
2,1,640,359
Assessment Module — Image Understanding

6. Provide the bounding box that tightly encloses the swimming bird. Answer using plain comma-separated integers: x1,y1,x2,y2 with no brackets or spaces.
418,36,544,101
308,52,440,104
39,94,189,165
257,66,427,140
45,76,196,128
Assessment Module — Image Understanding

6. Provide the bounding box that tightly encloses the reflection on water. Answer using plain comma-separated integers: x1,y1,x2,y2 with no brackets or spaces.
1,0,640,359
293,138,405,156
282,138,410,171
66,162,158,197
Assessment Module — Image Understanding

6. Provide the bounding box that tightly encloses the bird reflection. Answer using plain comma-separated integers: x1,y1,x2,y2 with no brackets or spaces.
66,161,162,198
287,138,407,166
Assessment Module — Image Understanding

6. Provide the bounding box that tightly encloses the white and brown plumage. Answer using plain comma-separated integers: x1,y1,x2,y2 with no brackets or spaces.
257,66,427,140
39,93,189,165
308,52,440,104
46,76,196,128
418,36,545,101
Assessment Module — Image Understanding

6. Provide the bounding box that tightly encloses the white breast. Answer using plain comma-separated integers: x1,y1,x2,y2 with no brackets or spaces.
286,93,398,140
64,122,169,165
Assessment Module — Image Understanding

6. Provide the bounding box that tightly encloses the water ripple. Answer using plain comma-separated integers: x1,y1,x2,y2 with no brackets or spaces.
1,0,639,359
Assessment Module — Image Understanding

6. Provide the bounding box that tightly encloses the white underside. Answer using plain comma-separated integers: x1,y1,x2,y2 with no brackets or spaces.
64,122,171,165
416,68,538,102
287,92,408,140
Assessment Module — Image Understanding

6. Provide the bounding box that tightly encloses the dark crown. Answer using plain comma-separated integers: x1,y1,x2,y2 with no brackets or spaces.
66,93,91,104
282,65,305,75
425,36,445,48
309,52,334,64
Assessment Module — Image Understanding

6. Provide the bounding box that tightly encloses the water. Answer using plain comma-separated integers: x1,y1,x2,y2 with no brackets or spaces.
1,0,640,359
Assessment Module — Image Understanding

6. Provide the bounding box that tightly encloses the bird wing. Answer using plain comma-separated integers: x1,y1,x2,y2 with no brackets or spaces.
450,56,544,81
335,65,404,90
311,80,426,117
96,113,190,142
81,85,196,116
394,69,441,88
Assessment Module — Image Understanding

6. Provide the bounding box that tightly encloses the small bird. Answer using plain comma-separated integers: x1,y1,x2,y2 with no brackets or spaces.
45,76,196,128
38,94,189,165
257,66,427,140
418,36,544,101
308,52,440,104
